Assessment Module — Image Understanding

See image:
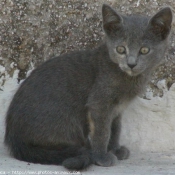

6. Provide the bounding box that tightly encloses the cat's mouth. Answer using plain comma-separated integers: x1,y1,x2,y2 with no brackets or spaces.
119,65,141,76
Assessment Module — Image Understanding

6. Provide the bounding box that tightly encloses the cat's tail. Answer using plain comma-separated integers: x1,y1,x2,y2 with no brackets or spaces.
4,137,93,170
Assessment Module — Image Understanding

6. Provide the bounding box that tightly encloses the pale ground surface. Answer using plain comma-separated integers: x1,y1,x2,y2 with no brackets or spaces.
0,71,175,175
0,147,175,175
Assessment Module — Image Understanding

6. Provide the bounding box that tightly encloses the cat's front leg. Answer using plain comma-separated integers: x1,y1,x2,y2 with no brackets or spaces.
88,108,117,167
108,115,130,160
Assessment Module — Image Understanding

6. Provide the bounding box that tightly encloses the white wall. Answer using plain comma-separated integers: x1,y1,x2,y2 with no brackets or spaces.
121,84,175,152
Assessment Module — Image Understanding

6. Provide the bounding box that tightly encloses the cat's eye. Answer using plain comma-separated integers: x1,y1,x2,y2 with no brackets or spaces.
140,47,150,55
116,46,126,54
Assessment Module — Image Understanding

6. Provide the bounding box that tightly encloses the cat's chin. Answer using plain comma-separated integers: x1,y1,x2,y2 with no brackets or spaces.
123,69,141,77
126,71,136,76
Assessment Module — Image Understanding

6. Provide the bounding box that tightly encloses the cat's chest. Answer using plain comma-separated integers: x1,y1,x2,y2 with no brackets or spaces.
110,78,144,117
113,78,148,118
111,99,131,117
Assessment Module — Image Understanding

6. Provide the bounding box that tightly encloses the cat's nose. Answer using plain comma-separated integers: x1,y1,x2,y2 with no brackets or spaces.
127,56,137,69
127,63,137,69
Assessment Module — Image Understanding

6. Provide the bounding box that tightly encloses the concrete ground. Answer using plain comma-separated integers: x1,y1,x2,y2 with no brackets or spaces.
1,140,175,175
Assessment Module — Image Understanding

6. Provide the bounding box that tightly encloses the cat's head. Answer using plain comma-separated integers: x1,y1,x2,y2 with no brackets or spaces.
102,4,173,76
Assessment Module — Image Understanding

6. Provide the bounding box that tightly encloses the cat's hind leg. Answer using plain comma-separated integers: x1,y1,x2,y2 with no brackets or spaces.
4,134,93,170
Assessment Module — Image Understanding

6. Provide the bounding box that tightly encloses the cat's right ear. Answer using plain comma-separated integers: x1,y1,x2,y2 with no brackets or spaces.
148,7,173,40
102,4,123,35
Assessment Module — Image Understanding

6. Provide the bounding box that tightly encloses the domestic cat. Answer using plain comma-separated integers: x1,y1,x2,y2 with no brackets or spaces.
4,4,172,170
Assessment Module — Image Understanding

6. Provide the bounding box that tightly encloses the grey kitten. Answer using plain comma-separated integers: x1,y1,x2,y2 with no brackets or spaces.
4,4,172,170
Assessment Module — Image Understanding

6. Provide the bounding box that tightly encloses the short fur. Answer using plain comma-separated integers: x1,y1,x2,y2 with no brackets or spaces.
4,4,172,170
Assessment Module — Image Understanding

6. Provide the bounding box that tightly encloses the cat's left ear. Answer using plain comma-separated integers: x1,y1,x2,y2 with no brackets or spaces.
148,7,173,40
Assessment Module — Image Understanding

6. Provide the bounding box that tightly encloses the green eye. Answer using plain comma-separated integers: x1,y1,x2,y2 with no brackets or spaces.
116,46,126,54
140,47,150,54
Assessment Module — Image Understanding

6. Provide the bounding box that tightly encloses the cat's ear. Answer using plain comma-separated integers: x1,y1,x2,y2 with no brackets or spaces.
148,7,173,40
102,4,123,35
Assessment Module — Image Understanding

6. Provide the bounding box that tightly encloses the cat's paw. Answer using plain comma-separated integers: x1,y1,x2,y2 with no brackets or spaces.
115,146,130,160
93,152,117,167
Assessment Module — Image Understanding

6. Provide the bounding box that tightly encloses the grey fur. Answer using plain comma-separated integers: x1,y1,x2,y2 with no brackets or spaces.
4,4,172,170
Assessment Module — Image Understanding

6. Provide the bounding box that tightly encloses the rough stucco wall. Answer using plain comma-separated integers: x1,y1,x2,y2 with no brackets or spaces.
0,0,106,81
0,0,175,89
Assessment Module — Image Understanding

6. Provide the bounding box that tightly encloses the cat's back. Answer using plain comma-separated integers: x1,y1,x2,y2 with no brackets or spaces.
6,48,101,122
19,48,98,93
30,48,97,83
